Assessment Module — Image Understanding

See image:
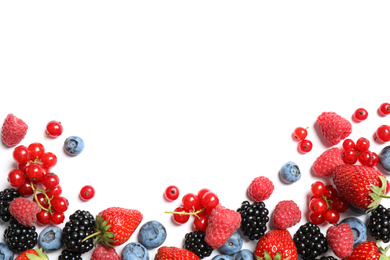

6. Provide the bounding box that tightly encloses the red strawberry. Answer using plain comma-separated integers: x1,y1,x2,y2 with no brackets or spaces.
155,246,200,260
15,248,48,260
326,223,354,258
332,164,388,211
272,200,301,230
9,197,41,227
204,204,241,249
312,147,344,176
93,207,143,247
254,229,298,260
316,111,352,145
91,244,120,260
1,113,28,147
344,241,388,260
248,176,274,202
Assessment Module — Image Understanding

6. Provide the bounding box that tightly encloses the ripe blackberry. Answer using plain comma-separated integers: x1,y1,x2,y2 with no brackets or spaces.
184,231,213,259
61,210,95,254
316,257,338,260
368,204,390,242
236,200,269,240
58,249,83,260
3,218,38,252
0,188,22,222
293,222,328,260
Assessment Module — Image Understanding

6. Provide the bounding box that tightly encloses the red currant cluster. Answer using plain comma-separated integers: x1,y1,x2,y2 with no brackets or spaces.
308,181,349,225
342,137,379,167
164,186,219,231
7,142,68,225
292,127,312,153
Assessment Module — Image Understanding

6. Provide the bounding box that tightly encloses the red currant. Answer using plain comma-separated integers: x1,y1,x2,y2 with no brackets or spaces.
80,185,95,201
292,127,308,141
309,197,327,216
51,196,69,213
376,125,390,143
8,169,26,187
323,208,340,224
33,193,49,209
172,207,190,224
28,142,45,160
25,163,45,182
193,215,208,231
379,103,390,116
41,152,57,168
323,185,338,200
355,137,370,151
45,120,63,138
342,148,358,164
311,181,326,197
331,196,349,213
50,211,65,224
358,150,373,166
164,185,180,201
342,139,356,150
309,212,325,225
46,185,62,198
369,152,379,167
353,108,368,122
182,193,201,211
36,210,51,225
298,139,312,153
18,181,34,196
13,145,30,164
201,192,219,212
197,188,210,201
41,173,60,189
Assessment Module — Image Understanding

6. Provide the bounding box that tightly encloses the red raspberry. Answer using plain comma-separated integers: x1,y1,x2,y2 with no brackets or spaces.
326,223,354,258
316,112,352,145
272,200,301,230
312,147,345,176
205,204,241,249
91,244,120,260
1,113,28,147
9,197,41,226
248,176,274,202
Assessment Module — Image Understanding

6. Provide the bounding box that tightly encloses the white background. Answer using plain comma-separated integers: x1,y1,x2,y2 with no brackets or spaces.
1,1,390,259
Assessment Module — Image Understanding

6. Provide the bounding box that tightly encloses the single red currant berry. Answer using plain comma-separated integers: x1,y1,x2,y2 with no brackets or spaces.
342,139,356,150
41,152,57,168
376,125,390,143
45,120,63,138
51,196,69,213
197,188,211,201
25,163,45,182
342,148,358,164
323,185,338,200
309,212,325,225
323,208,340,224
28,142,45,160
358,150,373,166
353,108,368,122
36,210,51,225
379,103,390,116
201,192,219,212
172,207,190,224
46,185,62,198
164,185,180,201
13,145,31,164
292,127,308,141
80,185,95,201
309,197,327,216
193,215,208,231
33,192,49,209
18,181,34,196
356,137,370,151
41,173,60,189
311,181,326,197
8,169,26,187
369,152,379,167
331,196,349,213
50,211,65,225
182,193,201,211
298,139,312,153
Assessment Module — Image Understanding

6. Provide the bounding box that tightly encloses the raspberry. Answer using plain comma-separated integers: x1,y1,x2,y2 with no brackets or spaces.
312,147,345,176
91,244,120,260
272,200,301,230
9,197,41,227
247,176,274,202
316,111,352,145
1,113,28,147
205,204,241,249
326,223,354,258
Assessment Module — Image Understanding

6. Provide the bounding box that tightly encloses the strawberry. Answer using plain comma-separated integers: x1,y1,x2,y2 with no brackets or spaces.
344,241,390,260
155,246,200,260
326,223,354,258
332,164,389,211
254,229,298,260
312,147,344,176
15,248,48,260
92,207,143,247
316,111,352,145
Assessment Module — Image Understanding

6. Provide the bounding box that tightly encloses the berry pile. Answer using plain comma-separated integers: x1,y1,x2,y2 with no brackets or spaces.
292,126,313,153
8,142,68,225
341,137,379,166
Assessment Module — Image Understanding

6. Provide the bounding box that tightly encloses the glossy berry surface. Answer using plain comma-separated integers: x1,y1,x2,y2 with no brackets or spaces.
164,185,179,201
376,125,390,142
298,139,312,153
79,185,95,201
379,103,390,115
353,108,368,121
342,148,358,164
45,120,63,137
356,137,370,151
292,127,308,141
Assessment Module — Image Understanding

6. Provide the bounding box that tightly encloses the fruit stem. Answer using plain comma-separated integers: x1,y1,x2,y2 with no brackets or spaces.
30,181,52,212
82,230,102,242
165,207,205,219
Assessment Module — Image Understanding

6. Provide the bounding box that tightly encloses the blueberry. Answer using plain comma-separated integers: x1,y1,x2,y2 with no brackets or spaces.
340,217,367,247
212,255,234,260
379,146,390,173
138,220,167,249
218,232,243,255
38,225,63,252
279,161,301,183
0,242,14,260
235,249,254,260
122,242,150,260
64,136,85,156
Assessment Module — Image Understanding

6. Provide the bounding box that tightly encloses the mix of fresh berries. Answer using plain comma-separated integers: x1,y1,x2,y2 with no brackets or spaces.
3,104,390,259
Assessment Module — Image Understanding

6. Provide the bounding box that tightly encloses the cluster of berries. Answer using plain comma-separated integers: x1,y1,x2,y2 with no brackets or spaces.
308,181,349,225
292,127,312,153
342,137,379,166
7,142,68,225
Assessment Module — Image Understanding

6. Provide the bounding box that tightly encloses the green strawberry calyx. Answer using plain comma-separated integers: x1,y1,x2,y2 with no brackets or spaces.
82,214,116,247
369,176,390,212
26,248,49,260
377,241,390,260
256,250,290,260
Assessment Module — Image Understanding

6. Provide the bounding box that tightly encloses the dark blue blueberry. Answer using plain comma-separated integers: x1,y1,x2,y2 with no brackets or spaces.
234,249,254,260
212,255,234,260
379,146,390,173
340,217,367,247
279,161,301,183
218,232,243,255
64,136,85,156
38,225,63,252
122,242,150,260
138,220,166,249
0,242,14,260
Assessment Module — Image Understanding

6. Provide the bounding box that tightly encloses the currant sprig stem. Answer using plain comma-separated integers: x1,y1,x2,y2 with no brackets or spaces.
165,207,205,219
30,181,52,212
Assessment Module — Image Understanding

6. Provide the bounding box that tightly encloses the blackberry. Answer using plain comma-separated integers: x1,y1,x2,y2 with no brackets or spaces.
58,249,83,260
368,204,390,242
316,257,338,260
293,222,328,260
61,210,95,254
184,231,213,259
0,188,22,222
236,200,269,240
3,218,38,252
